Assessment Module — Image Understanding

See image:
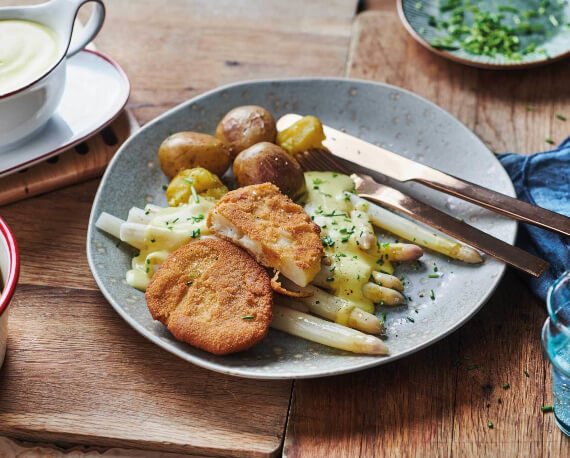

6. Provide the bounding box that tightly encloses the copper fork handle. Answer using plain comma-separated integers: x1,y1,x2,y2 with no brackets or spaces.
416,169,570,237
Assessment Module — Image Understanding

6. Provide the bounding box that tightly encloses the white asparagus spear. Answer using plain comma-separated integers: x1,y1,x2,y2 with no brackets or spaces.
95,212,124,240
127,207,153,225
351,194,482,263
275,279,383,334
372,242,424,262
312,265,405,306
271,304,388,355
119,222,147,250
371,271,404,291
362,282,406,306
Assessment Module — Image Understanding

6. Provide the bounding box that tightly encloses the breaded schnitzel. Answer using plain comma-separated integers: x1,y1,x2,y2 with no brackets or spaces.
207,183,323,287
145,238,272,355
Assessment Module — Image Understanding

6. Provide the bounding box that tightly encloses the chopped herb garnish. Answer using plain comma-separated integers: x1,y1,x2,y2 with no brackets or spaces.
524,370,530,377
183,178,194,184
407,316,415,323
190,184,200,203
503,382,510,389
312,178,325,185
428,273,440,278
498,5,518,13
145,210,150,215
162,185,168,190
332,173,338,177
150,238,156,243
546,138,555,144
379,312,387,326
434,266,438,272
322,210,348,217
541,405,553,412
498,398,502,404
146,259,150,264
191,228,201,238
242,315,255,320
415,1,423,10
556,113,567,121
326,277,335,282
172,217,179,224
321,236,335,247
467,364,478,370
353,255,358,259
487,421,494,429
341,235,350,243
429,289,435,300
186,280,193,286
315,300,320,304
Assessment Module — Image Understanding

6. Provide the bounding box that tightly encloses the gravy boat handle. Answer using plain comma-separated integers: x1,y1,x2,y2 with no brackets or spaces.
51,0,106,57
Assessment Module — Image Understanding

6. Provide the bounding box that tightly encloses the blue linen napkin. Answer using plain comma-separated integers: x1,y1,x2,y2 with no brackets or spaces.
498,136,570,301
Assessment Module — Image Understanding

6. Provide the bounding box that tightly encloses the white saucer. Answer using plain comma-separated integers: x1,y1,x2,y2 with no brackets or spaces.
0,50,130,177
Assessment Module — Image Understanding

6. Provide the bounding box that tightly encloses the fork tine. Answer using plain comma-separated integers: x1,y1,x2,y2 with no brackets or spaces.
296,148,354,175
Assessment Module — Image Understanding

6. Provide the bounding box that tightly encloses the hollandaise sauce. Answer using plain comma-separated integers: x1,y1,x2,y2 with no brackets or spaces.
0,20,60,95
302,172,391,314
126,198,217,291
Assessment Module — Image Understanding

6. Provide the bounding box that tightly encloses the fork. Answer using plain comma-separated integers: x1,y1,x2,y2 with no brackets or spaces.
295,148,549,278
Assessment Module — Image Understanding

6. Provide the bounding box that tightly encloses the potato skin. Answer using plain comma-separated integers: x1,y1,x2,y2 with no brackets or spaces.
216,106,277,158
233,142,306,200
158,132,231,178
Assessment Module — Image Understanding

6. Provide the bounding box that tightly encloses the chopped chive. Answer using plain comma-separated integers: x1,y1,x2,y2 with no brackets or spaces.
498,5,518,13
145,210,150,215
429,289,435,300
162,185,168,190
312,178,325,185
503,382,510,389
541,405,553,412
556,113,567,121
183,178,194,184
407,316,415,323
549,14,559,27
487,421,494,429
498,398,502,404
379,312,387,326
415,1,422,10
546,138,555,145
242,315,255,320
190,184,200,203
150,238,156,243
191,228,201,238
326,277,335,282
467,364,478,370
524,370,530,377
525,105,536,111
186,280,193,286
428,274,440,278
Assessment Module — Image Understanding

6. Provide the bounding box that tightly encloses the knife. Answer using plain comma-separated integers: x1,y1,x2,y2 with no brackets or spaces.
277,114,570,238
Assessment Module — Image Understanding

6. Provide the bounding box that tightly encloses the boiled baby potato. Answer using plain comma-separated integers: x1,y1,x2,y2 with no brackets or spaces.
166,167,228,206
216,105,277,158
233,142,306,200
276,115,325,155
158,132,231,178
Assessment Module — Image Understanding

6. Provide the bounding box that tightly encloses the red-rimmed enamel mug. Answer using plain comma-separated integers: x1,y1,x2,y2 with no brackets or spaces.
0,217,19,367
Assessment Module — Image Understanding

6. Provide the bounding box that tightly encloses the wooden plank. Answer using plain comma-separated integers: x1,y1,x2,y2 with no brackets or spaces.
92,0,357,125
284,5,568,457
0,283,291,457
0,0,358,454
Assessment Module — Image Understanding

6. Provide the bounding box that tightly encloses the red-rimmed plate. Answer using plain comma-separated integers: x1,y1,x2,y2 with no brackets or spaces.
0,49,130,177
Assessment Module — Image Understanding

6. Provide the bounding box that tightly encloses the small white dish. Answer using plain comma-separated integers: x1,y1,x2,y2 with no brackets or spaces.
0,49,130,178
0,217,19,369
0,0,105,149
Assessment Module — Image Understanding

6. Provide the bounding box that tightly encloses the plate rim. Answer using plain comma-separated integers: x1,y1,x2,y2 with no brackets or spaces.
396,0,570,70
87,76,517,379
0,49,131,177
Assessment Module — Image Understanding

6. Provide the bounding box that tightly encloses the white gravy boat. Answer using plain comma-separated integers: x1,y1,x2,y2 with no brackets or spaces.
0,0,105,151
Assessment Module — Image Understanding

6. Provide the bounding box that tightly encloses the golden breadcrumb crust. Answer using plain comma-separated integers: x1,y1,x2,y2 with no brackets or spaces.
207,183,323,283
145,238,272,355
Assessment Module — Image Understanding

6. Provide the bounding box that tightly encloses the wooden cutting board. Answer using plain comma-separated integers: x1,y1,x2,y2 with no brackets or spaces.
0,110,139,206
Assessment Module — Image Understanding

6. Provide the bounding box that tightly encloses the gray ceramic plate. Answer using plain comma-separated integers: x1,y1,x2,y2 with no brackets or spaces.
87,78,516,379
398,0,570,69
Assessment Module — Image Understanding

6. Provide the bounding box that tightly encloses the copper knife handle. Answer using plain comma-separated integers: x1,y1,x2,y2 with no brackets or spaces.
415,169,570,237
354,174,550,278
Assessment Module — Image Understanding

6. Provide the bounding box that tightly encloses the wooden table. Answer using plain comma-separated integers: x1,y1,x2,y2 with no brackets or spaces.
1,1,569,456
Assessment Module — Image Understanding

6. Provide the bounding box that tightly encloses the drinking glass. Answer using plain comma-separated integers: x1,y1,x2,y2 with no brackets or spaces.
542,271,570,436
